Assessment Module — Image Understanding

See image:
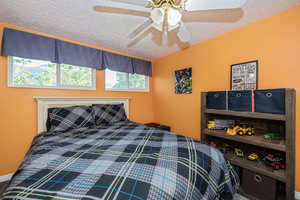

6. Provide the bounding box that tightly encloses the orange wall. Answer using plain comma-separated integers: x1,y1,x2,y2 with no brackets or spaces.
0,23,154,176
1,4,300,191
153,6,300,190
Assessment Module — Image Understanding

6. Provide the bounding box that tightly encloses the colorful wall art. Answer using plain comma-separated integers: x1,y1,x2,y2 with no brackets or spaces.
175,68,192,94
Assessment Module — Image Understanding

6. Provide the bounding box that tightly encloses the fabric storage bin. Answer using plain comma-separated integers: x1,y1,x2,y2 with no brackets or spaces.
241,169,277,200
206,91,227,110
228,90,252,112
254,89,285,114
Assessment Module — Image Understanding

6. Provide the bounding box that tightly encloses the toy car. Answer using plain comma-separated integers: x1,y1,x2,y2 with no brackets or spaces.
248,153,259,161
207,121,216,129
263,154,285,170
236,123,255,136
263,133,284,140
234,148,244,158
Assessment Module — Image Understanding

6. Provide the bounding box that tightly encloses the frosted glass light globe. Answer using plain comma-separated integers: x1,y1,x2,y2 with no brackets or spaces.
150,8,165,25
167,8,182,27
150,7,182,32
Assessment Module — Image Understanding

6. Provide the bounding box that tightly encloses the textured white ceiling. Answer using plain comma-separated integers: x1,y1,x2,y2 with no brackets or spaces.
0,0,299,59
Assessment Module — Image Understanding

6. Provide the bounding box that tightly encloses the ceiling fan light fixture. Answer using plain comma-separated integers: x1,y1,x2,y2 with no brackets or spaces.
150,8,165,24
150,7,182,32
94,0,249,46
167,8,182,27
168,23,179,31
152,23,164,31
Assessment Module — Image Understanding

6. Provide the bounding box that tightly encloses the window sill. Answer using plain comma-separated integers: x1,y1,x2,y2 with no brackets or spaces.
105,89,150,93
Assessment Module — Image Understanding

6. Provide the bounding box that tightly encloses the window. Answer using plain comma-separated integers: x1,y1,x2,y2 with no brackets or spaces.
8,57,96,90
105,69,149,92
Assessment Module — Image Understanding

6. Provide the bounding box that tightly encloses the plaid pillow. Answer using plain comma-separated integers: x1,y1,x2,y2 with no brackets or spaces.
92,104,127,125
48,106,94,132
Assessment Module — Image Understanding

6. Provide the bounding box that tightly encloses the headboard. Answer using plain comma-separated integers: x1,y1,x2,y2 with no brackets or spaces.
34,97,130,134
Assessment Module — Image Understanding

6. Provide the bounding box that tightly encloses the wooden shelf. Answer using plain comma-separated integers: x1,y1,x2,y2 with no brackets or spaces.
225,153,286,183
204,129,286,152
205,109,286,121
201,90,296,200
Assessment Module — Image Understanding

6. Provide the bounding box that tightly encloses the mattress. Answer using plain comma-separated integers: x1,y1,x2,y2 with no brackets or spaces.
1,121,238,200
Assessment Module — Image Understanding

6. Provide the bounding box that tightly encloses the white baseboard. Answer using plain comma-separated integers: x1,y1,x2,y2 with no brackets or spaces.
295,191,300,200
0,173,13,183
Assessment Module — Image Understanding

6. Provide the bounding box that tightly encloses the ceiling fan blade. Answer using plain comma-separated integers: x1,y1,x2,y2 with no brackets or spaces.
167,28,190,49
128,19,153,39
93,6,150,17
127,27,163,48
105,0,149,7
185,0,247,11
177,22,191,43
182,8,243,23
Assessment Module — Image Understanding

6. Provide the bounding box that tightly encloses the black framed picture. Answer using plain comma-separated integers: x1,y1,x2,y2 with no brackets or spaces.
175,68,192,94
231,60,258,90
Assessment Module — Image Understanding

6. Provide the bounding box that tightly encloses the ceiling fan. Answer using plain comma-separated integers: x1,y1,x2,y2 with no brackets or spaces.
94,0,247,46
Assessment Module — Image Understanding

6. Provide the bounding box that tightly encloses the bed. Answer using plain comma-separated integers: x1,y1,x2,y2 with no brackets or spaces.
1,97,239,200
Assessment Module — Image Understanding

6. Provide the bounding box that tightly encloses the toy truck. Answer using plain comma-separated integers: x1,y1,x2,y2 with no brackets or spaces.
263,133,284,140
227,123,255,136
207,119,234,130
263,154,285,170
207,121,217,129
234,148,244,158
236,123,255,136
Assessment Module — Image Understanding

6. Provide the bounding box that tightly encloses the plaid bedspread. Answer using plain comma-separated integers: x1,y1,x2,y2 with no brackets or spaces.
2,121,238,200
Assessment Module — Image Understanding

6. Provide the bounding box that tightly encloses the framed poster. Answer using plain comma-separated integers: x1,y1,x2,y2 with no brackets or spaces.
175,68,192,94
231,60,258,90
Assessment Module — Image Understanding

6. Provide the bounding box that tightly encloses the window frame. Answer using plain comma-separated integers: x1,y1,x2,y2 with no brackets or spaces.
104,69,149,92
8,56,96,90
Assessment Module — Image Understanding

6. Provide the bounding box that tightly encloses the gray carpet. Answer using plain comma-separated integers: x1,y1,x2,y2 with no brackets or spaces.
234,194,249,200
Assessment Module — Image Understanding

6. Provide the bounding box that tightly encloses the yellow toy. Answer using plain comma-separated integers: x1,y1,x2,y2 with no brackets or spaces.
226,126,240,136
227,123,254,136
234,148,244,158
248,153,259,161
237,123,255,136
207,121,216,129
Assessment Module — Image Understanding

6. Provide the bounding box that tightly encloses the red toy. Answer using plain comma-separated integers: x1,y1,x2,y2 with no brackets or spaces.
263,154,285,170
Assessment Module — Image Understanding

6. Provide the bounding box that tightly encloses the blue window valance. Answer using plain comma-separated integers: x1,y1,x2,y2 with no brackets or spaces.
132,58,152,77
1,28,56,62
56,40,103,70
1,28,152,76
102,51,133,74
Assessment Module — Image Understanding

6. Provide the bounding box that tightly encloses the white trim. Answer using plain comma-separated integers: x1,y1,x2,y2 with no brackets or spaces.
0,173,13,183
106,88,149,93
34,97,130,134
8,56,96,91
8,84,96,91
295,191,300,200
